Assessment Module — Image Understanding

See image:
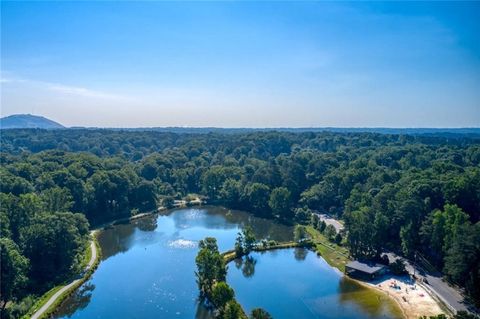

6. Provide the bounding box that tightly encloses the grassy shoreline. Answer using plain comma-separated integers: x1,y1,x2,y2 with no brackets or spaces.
24,208,163,319
37,236,101,319
21,286,64,319
23,209,420,319
22,233,101,319
305,225,350,272
221,229,406,319
220,241,311,318
222,241,308,264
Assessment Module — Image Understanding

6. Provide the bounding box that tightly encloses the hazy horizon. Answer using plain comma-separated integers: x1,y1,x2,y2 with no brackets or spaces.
3,113,480,130
2,1,480,128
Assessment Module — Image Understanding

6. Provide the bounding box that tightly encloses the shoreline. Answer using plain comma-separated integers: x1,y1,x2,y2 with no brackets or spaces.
353,277,409,319
27,206,445,319
27,231,101,319
358,276,444,319
25,205,196,318
222,241,308,263
224,245,408,319
225,243,444,319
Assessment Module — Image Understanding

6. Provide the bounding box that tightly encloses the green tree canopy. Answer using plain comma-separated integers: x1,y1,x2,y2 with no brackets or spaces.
0,238,29,306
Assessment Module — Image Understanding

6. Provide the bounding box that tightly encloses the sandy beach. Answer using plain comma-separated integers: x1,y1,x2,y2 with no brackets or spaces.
365,276,444,319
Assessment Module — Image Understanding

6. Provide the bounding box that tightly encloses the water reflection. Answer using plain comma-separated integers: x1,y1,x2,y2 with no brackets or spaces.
194,301,214,319
337,277,399,318
97,220,140,260
53,207,402,319
234,255,258,278
97,206,293,263
227,249,403,319
53,207,293,319
55,282,95,317
135,215,158,232
294,247,308,261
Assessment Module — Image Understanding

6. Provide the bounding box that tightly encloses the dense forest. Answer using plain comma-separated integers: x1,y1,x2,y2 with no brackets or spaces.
1,129,479,317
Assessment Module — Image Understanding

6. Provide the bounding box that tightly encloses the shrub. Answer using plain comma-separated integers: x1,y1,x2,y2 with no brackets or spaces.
211,282,234,309
390,259,407,275
250,308,273,319
324,224,337,241
334,232,342,244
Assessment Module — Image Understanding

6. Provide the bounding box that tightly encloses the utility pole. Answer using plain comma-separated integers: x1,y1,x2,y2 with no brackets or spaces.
413,251,417,279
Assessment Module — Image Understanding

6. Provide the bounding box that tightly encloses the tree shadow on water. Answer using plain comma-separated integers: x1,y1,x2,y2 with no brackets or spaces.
294,247,308,261
195,297,215,319
242,255,257,278
53,282,95,318
233,255,258,278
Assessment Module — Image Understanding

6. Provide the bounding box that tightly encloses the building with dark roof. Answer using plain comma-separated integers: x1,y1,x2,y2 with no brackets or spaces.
345,260,387,280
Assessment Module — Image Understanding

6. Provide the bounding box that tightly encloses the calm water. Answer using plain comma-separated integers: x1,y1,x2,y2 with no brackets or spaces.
228,250,402,319
53,206,293,319
54,206,402,319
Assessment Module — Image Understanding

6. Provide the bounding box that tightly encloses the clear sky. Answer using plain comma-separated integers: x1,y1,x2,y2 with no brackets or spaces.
1,1,479,128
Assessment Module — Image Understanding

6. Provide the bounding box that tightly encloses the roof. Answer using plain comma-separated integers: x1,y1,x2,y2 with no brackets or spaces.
346,260,385,274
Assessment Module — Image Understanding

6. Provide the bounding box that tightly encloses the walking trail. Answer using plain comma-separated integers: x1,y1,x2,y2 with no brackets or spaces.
30,236,97,319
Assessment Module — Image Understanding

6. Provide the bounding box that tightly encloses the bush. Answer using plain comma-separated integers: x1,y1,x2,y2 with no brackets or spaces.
250,308,272,319
389,259,407,275
211,282,234,309
223,300,243,319
294,225,309,242
324,224,337,241
334,232,342,244
267,240,277,246
260,239,268,248
294,207,312,225
5,295,35,319
130,208,139,216
162,196,175,209
380,254,390,266
310,214,319,227
317,220,326,232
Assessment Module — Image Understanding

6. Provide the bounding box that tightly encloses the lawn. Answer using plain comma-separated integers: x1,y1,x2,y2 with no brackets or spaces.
306,226,350,272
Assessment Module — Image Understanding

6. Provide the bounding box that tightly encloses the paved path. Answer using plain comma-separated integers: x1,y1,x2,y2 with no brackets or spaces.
385,252,470,314
315,213,344,233
31,237,97,319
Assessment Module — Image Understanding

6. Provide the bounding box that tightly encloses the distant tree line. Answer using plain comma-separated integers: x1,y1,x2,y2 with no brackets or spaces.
1,129,479,313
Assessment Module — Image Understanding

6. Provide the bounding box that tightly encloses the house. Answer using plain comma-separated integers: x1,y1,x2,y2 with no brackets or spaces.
345,260,387,280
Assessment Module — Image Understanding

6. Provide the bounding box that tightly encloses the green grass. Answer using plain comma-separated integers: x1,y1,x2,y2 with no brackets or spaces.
23,234,102,319
79,240,92,270
21,285,64,319
223,250,238,263
20,240,92,319
222,241,306,263
306,226,350,272
36,235,102,319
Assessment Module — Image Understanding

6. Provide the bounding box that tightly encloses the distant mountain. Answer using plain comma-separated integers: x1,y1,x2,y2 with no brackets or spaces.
0,114,64,129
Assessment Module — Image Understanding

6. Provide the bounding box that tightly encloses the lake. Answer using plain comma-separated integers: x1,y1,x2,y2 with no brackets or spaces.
53,206,402,319
228,249,402,318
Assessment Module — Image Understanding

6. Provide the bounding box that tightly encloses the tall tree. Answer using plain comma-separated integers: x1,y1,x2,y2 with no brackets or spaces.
195,238,227,298
268,187,292,219
0,238,29,309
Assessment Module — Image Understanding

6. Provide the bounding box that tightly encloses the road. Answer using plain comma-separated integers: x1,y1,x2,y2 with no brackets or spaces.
313,212,472,314
423,273,469,314
31,238,97,319
385,252,471,314
315,213,344,233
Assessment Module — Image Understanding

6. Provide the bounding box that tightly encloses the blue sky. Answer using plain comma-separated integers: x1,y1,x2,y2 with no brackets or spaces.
1,1,479,127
